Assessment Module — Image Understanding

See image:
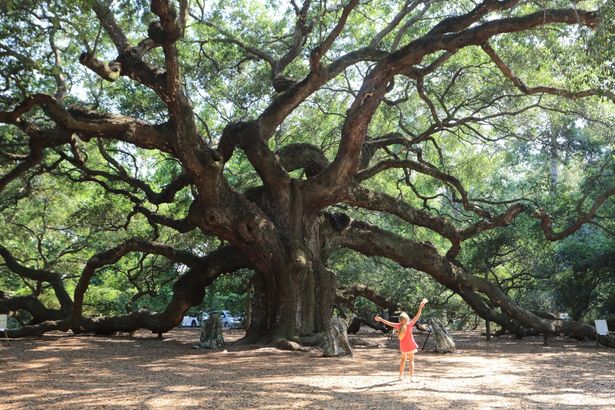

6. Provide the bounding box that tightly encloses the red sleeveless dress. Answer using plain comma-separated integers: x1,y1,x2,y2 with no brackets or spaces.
394,322,418,353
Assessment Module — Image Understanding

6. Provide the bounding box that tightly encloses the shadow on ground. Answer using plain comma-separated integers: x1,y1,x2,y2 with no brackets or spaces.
2,329,614,409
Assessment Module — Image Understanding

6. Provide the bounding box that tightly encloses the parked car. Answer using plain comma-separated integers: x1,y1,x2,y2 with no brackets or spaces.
180,311,210,328
207,309,241,329
181,315,199,328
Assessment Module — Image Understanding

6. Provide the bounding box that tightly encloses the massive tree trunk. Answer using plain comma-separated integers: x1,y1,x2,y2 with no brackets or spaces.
243,263,336,346
240,213,337,345
1,0,612,354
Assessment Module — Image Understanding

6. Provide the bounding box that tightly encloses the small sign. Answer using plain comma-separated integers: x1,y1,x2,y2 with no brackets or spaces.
595,319,609,336
0,314,7,330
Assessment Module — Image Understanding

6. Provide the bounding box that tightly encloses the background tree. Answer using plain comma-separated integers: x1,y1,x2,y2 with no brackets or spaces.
1,0,614,349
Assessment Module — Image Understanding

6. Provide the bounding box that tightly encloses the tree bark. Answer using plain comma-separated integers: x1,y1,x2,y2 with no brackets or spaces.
193,314,225,349
322,317,352,357
429,318,456,353
334,219,615,347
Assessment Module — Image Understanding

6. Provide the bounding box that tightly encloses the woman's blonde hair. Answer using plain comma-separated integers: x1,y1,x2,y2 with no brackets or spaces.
397,312,411,341
399,312,410,324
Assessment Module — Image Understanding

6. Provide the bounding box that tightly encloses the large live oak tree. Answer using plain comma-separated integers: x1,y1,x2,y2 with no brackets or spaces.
1,0,614,349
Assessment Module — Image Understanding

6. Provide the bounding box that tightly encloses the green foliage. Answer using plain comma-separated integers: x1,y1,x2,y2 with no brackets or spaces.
201,270,251,315
1,0,613,329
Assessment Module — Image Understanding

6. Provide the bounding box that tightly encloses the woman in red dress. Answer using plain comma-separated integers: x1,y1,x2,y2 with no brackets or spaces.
375,298,428,381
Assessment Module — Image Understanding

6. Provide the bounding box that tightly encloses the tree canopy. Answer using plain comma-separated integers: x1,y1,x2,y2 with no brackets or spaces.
1,0,614,349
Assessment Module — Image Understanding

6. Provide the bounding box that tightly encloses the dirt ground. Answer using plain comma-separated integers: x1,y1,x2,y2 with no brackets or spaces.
1,327,614,409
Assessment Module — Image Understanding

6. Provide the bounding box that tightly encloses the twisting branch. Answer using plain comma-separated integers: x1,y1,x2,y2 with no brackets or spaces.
459,203,526,240
1,94,175,153
91,0,130,53
390,9,598,72
274,0,312,80
310,0,359,70
3,246,250,337
151,0,185,100
328,218,615,346
303,7,600,211
355,158,492,218
0,295,65,323
343,186,461,243
80,141,192,205
481,42,615,103
0,244,73,316
59,149,192,206
218,120,290,196
87,1,166,94
427,0,521,36
70,238,204,329
533,185,615,241
48,22,68,101
0,97,77,192
0,157,41,193
370,0,423,49
135,203,199,233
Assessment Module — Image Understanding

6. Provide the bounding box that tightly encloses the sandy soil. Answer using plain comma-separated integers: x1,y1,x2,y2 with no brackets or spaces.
1,327,614,409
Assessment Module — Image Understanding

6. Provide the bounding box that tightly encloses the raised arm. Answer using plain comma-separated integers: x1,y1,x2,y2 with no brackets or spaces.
374,315,398,328
411,298,428,325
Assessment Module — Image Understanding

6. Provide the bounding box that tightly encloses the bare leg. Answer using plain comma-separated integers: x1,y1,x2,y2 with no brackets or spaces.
408,351,415,379
399,352,407,379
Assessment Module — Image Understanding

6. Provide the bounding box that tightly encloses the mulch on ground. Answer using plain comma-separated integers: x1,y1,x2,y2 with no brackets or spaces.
2,327,614,409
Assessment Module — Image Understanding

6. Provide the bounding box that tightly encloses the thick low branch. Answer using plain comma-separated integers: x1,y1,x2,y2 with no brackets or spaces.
3,319,70,338
330,219,615,346
337,284,402,313
73,246,249,335
0,295,66,323
71,238,203,329
0,244,73,313
4,245,249,338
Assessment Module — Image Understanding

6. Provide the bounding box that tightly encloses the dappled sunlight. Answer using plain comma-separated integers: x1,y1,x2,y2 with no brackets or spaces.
528,393,614,407
20,357,62,369
3,329,615,409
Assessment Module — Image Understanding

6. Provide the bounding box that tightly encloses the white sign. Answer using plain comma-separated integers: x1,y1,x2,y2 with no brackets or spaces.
0,314,7,330
595,319,609,336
